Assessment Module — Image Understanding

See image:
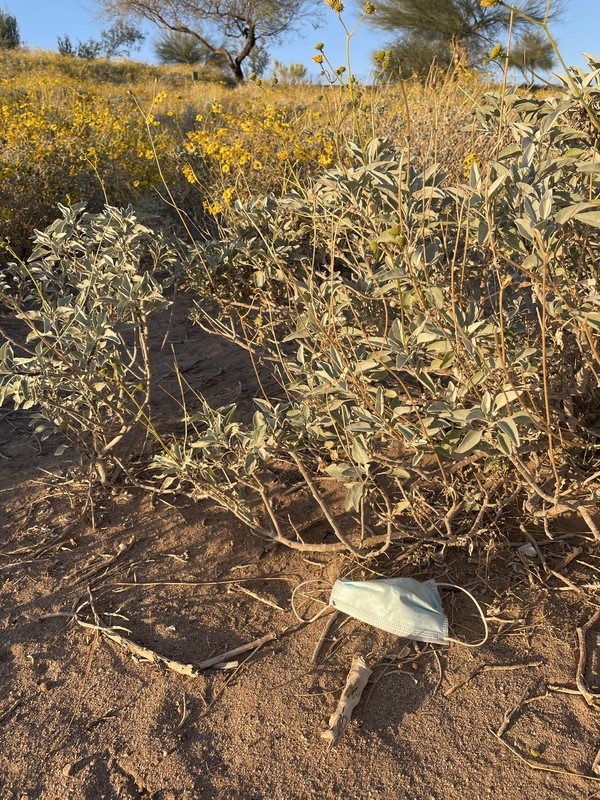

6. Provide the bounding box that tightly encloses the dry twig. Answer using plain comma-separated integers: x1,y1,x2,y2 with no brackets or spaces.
496,680,539,737
576,607,600,706
444,660,544,697
233,584,286,612
593,747,600,777
0,697,22,725
72,537,136,587
290,452,363,555
75,616,200,677
202,641,265,715
490,728,600,782
312,610,339,666
321,654,372,747
68,604,313,676
195,634,278,671
173,692,189,732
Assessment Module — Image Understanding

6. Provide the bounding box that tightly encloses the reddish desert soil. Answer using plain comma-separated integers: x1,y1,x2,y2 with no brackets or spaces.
1,307,600,800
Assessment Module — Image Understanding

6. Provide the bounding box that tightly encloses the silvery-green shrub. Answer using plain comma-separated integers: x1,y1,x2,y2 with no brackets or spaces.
160,55,599,552
0,203,175,483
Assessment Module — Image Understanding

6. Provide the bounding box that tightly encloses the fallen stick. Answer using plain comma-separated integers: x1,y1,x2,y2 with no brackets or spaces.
75,617,200,677
0,698,22,725
576,607,600,706
490,728,600,782
234,584,286,612
111,574,299,588
593,747,600,777
312,610,339,666
202,641,265,715
173,692,188,732
444,660,544,698
553,583,600,592
578,506,600,542
195,633,277,671
76,615,278,676
72,538,136,587
321,654,372,748
496,681,538,737
547,684,583,695
74,612,310,677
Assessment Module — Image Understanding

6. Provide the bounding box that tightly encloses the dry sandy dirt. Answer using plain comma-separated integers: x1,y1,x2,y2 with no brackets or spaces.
1,305,600,800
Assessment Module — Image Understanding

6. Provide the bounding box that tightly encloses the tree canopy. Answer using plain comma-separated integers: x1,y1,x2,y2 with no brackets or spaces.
374,34,453,81
58,22,145,60
0,8,20,50
366,0,566,72
507,30,556,82
153,30,213,65
97,0,322,82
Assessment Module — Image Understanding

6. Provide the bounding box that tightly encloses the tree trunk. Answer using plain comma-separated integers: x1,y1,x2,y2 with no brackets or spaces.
233,62,245,83
231,23,256,85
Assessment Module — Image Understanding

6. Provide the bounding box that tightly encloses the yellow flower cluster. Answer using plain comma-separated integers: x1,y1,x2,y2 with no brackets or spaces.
0,50,178,248
0,47,488,232
181,96,339,212
0,50,350,235
463,152,481,177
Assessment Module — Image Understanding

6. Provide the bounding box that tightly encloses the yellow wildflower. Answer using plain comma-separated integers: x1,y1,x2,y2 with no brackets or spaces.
182,163,197,184
222,187,235,206
463,152,481,178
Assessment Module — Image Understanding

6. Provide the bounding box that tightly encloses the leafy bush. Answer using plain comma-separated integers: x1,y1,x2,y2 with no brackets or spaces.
5,13,598,559
156,55,600,554
0,204,178,483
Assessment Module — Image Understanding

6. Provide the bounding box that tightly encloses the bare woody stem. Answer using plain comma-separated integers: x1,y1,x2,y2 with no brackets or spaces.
290,451,363,555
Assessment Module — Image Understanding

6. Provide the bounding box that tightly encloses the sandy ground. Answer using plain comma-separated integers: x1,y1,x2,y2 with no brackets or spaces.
1,306,600,800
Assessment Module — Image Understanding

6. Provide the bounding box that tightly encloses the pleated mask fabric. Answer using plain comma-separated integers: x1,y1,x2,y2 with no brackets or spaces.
329,576,449,643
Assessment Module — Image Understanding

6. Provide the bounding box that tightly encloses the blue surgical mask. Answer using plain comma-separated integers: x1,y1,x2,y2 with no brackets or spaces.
329,576,448,643
328,577,488,646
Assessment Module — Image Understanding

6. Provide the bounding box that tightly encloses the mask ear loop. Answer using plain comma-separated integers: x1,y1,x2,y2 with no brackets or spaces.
291,579,334,623
437,582,489,648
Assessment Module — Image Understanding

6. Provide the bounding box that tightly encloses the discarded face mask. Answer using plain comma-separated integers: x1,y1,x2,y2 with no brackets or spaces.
328,576,487,646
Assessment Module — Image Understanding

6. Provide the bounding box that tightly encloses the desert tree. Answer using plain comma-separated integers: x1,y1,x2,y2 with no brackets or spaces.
271,60,308,84
373,33,453,81
365,0,566,69
247,42,270,77
96,0,322,82
57,22,145,60
0,7,20,49
100,20,146,58
507,30,556,82
154,30,210,64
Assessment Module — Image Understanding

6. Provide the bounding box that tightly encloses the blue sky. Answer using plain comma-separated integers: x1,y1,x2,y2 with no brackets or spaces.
4,0,600,80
